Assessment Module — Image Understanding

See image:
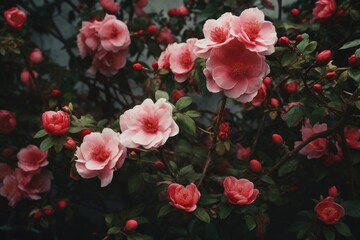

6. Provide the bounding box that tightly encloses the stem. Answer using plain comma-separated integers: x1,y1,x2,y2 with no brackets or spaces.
250,113,266,158
339,129,355,197
277,0,282,20
160,148,178,181
197,95,227,187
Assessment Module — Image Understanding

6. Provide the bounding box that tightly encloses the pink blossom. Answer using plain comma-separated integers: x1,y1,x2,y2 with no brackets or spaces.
0,163,13,183
158,46,171,70
294,119,328,159
0,174,24,206
29,48,44,64
223,176,259,205
4,7,26,30
77,20,101,58
17,145,48,172
204,40,269,102
157,27,176,45
119,98,179,149
194,12,234,58
20,68,38,89
87,48,128,77
135,0,148,16
75,128,127,187
0,110,17,134
168,183,200,212
251,83,267,107
313,0,337,21
98,14,130,52
42,110,71,136
16,168,52,200
344,127,360,149
230,8,277,55
100,0,120,14
168,38,197,82
236,143,251,160
321,145,343,166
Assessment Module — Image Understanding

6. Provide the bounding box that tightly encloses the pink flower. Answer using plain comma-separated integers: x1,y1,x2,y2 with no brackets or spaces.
314,197,345,224
77,20,101,58
75,128,127,187
313,0,337,21
204,40,269,103
0,163,13,183
236,144,251,160
294,119,328,159
29,48,44,64
100,0,120,14
168,183,201,212
251,83,267,107
194,12,234,58
42,110,70,136
321,143,343,166
0,110,17,134
0,174,24,206
156,27,176,45
87,48,128,77
344,127,360,149
230,8,277,55
17,145,48,172
119,98,179,149
4,7,27,29
16,168,52,200
169,5,190,17
158,46,171,70
134,0,148,16
98,14,130,52
20,68,38,89
223,176,259,205
168,38,197,82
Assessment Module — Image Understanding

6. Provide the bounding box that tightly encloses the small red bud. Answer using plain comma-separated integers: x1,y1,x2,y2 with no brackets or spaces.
168,8,178,17
328,186,339,197
57,199,68,210
137,29,144,36
348,54,360,69
291,8,300,17
152,61,159,70
52,89,61,97
153,161,165,170
249,159,262,173
90,17,100,22
147,25,158,35
313,83,322,93
316,50,332,66
278,36,290,47
325,71,337,80
64,137,76,150
43,208,54,216
2,148,13,158
80,129,93,138
270,98,279,108
133,63,143,71
171,89,186,103
336,9,345,17
300,18,308,23
263,77,272,89
33,210,43,219
272,134,284,145
125,219,139,231
296,34,303,42
284,82,298,94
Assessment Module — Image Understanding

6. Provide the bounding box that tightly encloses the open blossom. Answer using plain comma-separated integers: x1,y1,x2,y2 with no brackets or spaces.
157,27,176,45
223,176,259,205
344,127,360,149
321,142,343,166
0,110,17,134
168,183,200,212
251,83,267,107
4,7,27,29
16,168,52,200
194,12,233,58
87,48,128,77
230,8,277,55
17,145,48,172
100,0,120,14
0,163,13,183
75,128,127,187
314,197,345,224
204,40,269,103
313,0,337,21
77,19,101,58
119,98,179,149
134,0,148,16
42,110,70,136
294,119,328,159
0,174,24,206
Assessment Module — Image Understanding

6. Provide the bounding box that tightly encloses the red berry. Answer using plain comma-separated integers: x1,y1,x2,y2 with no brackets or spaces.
125,219,138,231
80,129,93,138
336,9,345,17
263,76,272,89
43,208,54,216
348,54,360,69
328,186,339,197
278,36,290,47
33,210,43,219
152,61,159,70
147,25,158,35
270,98,279,108
249,159,262,173
284,82,298,94
52,89,61,97
316,50,332,66
57,199,68,210
171,89,185,103
272,134,284,145
313,83,322,93
325,71,337,80
296,34,303,42
291,8,300,17
153,161,165,170
168,8,178,17
133,63,143,71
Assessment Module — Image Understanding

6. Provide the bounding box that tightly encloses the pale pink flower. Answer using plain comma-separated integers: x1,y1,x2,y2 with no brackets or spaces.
236,143,251,160
75,128,127,187
0,174,24,206
223,176,259,205
156,27,176,45
168,38,197,82
16,168,52,200
158,46,171,70
194,12,234,58
313,0,337,21
77,19,101,58
251,83,267,107
87,48,128,77
20,68,38,89
168,183,200,212
100,0,120,14
17,145,48,172
344,127,360,149
119,98,179,149
204,40,269,102
230,8,277,55
294,119,328,159
98,14,130,52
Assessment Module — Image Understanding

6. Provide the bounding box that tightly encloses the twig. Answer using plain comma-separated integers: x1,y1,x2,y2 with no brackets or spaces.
250,113,267,158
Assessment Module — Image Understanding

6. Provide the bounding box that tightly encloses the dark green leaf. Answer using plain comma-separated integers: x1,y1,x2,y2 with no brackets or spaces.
176,113,197,136
127,233,153,240
194,207,211,223
261,175,276,185
286,105,303,127
158,204,172,218
322,225,335,240
244,215,256,231
185,110,201,118
197,4,217,23
155,90,169,101
342,201,360,217
281,51,297,66
355,48,360,58
40,137,55,151
303,41,318,54
158,69,169,76
349,69,360,83
68,127,83,133
334,222,352,237
33,129,48,138
218,204,233,219
340,39,360,50
176,96,192,110
278,159,299,177
107,226,121,235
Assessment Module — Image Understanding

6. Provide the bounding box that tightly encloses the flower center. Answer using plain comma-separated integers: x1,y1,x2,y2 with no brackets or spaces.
322,206,337,218
143,118,158,133
11,14,23,23
210,27,227,43
244,21,260,41
91,145,110,162
230,63,248,79
180,51,193,69
176,188,192,205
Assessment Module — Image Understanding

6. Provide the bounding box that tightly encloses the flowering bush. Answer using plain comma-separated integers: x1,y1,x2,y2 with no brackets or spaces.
1,0,360,239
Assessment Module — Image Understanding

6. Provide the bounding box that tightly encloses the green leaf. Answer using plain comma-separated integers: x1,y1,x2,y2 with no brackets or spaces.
281,51,297,67
199,194,221,205
158,204,172,218
296,38,310,52
268,187,281,205
340,39,360,50
285,105,303,127
53,136,67,153
107,226,121,235
261,175,276,185
355,48,360,58
309,107,327,125
304,41,318,54
278,159,299,177
349,69,360,83
158,69,169,76
127,233,153,240
244,215,256,231
194,207,211,223
322,225,335,240
178,165,195,179
176,113,197,136
40,137,55,151
185,110,201,118
342,201,360,217
218,204,233,219
197,4,217,23
155,90,169,101
334,222,352,237
176,96,192,110
68,127,83,133
33,129,48,138
105,214,114,225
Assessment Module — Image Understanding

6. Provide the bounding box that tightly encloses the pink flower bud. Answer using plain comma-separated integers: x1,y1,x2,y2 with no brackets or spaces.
20,68,38,89
270,98,279,108
2,148,13,158
336,9,345,17
0,110,17,134
147,25,158,35
328,186,339,197
296,34,303,41
137,29,144,36
52,89,61,97
316,50,332,66
176,6,190,17
4,7,27,29
325,71,337,80
249,159,262,173
57,199,68,210
278,36,290,47
153,161,165,170
171,89,185,103
313,83,322,93
125,219,139,231
272,134,284,145
64,137,77,150
43,207,54,216
291,8,300,17
33,210,43,219
29,48,44,64
152,61,159,70
133,63,143,71
80,129,93,138
284,82,298,94
42,111,70,136
263,77,272,89
348,54,360,69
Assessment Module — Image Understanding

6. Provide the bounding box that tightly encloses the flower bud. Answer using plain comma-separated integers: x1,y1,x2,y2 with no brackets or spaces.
336,9,345,17
171,89,185,103
296,34,303,42
29,48,44,64
272,134,284,145
43,207,54,216
316,50,332,66
0,110,17,134
284,82,298,94
263,77,272,89
300,18,308,23
152,61,159,70
52,89,61,97
125,219,138,231
33,209,43,219
249,159,262,173
64,137,77,150
270,98,279,108
153,161,165,170
57,199,68,210
4,7,27,29
80,129,93,138
348,54,360,69
42,111,70,136
133,63,143,71
325,71,337,80
278,36,290,47
291,8,300,17
20,68,38,89
137,29,144,36
313,83,322,93
328,186,339,197
147,25,158,35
